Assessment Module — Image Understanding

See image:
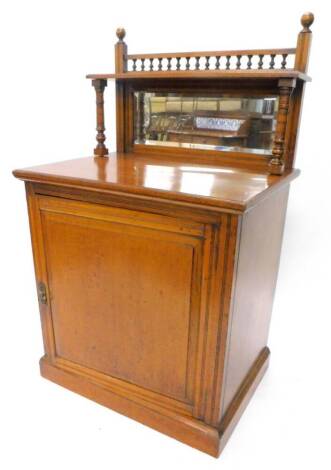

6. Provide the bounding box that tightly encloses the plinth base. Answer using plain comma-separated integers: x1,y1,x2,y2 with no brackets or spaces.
40,347,270,457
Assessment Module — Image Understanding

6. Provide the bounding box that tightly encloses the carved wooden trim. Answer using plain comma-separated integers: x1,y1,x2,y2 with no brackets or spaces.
127,48,296,60
92,79,109,157
125,49,296,72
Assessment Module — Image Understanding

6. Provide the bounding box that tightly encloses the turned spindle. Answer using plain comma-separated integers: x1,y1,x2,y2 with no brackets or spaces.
270,79,296,175
92,79,109,157
186,57,190,70
281,53,288,69
258,54,264,69
295,12,314,72
236,55,242,70
269,54,276,69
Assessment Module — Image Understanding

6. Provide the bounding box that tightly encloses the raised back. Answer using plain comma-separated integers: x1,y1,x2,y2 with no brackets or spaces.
114,13,314,75
88,13,314,176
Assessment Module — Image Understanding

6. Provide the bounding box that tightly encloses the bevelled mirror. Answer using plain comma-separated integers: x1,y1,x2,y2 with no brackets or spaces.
134,92,279,156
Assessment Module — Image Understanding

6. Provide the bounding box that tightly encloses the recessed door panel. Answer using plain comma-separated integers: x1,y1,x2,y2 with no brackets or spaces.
39,197,204,404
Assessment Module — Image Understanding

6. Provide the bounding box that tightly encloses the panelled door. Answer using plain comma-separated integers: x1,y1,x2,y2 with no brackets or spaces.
31,195,218,417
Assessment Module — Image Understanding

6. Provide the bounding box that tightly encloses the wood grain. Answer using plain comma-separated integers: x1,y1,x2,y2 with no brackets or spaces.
13,154,300,214
39,196,203,403
220,186,290,417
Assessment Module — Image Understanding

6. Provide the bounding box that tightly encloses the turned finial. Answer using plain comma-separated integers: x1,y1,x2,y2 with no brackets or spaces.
301,12,314,32
116,28,126,42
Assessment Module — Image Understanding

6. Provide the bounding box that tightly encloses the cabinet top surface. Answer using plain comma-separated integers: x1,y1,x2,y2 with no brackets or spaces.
13,153,299,212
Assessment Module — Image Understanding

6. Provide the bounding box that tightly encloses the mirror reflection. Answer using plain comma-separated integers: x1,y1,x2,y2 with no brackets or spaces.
134,92,279,155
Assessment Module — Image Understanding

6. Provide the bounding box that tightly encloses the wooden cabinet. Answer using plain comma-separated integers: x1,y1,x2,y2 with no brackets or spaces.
13,12,314,457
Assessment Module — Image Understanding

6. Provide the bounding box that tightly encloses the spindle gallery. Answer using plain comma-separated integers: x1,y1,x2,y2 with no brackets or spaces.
13,13,314,456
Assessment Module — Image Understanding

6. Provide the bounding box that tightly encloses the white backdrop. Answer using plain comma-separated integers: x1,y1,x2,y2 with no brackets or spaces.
1,1,330,469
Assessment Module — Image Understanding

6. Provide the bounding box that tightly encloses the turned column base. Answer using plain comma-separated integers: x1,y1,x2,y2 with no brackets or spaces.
269,158,285,175
94,146,109,157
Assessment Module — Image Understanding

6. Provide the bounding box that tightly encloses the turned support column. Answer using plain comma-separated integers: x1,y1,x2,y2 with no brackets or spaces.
92,78,109,157
269,79,296,175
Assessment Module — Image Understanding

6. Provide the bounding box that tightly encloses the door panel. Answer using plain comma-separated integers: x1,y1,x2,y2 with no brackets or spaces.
39,197,205,405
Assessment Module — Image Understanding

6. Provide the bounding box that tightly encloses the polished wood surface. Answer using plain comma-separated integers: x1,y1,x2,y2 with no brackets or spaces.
39,196,203,403
23,181,242,455
18,175,291,456
221,186,290,416
13,154,299,213
39,355,222,456
13,11,314,458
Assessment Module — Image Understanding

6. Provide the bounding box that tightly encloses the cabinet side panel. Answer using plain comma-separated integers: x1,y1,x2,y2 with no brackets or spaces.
221,186,290,416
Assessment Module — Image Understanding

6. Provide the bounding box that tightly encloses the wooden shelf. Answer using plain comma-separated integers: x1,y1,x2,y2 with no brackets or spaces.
86,69,311,82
